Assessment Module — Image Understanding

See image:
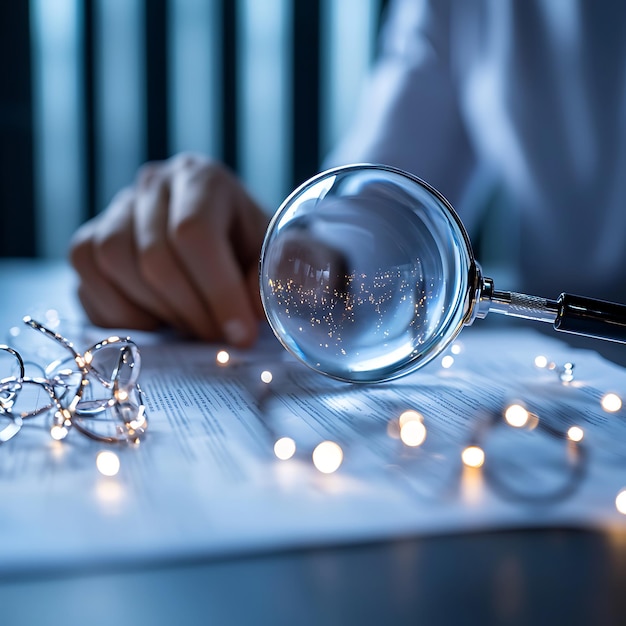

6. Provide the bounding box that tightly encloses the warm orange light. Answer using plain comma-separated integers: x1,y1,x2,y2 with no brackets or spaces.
312,441,343,474
216,350,230,365
601,393,622,413
400,420,427,447
504,404,530,428
462,446,485,468
96,450,120,476
567,426,584,442
50,425,68,441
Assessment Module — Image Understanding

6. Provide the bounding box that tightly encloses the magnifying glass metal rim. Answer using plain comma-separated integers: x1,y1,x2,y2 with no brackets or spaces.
259,163,483,383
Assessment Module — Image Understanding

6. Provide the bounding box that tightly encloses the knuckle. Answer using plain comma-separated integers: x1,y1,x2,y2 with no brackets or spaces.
135,161,165,189
170,211,204,245
92,229,127,272
170,151,209,172
181,158,226,191
68,233,91,270
68,219,95,260
136,241,170,286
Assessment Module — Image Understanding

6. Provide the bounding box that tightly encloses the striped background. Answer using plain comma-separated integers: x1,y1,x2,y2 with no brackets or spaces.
1,0,385,258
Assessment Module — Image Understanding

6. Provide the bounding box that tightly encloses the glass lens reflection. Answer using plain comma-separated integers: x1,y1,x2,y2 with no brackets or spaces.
260,165,473,382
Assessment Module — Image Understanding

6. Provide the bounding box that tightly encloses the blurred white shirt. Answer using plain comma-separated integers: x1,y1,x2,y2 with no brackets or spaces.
327,0,626,305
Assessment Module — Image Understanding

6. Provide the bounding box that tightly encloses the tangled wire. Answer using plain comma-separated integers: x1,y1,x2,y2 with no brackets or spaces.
0,316,148,445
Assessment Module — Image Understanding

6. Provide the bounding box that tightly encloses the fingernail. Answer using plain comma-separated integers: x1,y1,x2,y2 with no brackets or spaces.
224,319,250,346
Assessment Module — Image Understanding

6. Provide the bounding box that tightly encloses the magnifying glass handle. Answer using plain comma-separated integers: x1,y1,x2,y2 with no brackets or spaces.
554,293,626,344
480,280,626,345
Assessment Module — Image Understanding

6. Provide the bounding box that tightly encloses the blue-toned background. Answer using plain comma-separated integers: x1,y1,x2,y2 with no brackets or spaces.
0,0,385,258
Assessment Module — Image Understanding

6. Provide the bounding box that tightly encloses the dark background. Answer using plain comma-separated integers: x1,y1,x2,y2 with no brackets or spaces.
0,0,388,259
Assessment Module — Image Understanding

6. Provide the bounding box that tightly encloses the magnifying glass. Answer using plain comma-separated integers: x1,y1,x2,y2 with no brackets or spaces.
260,164,626,383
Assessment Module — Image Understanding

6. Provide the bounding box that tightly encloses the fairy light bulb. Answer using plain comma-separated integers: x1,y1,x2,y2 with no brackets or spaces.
399,410,427,447
616,489,626,515
400,419,427,447
274,437,296,460
567,426,584,442
216,350,230,365
96,450,121,476
601,393,622,413
50,425,68,441
504,404,530,428
312,441,343,474
462,446,485,468
441,355,454,369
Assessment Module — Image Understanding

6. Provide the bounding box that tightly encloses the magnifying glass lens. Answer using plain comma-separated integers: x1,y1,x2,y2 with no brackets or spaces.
260,165,474,382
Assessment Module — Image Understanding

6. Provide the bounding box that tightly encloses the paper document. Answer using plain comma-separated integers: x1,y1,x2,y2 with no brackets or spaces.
2,311,626,574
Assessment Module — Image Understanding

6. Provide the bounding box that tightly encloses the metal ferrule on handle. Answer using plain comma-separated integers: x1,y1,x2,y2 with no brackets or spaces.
488,291,559,323
472,276,626,345
473,277,559,323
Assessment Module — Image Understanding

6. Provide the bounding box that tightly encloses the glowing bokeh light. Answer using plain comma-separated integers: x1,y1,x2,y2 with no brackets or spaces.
451,343,462,355
441,355,454,369
504,404,530,428
567,426,584,442
534,355,548,368
50,425,68,441
601,393,622,413
274,437,296,460
261,370,273,384
115,389,129,402
216,350,230,365
616,489,626,515
399,409,423,427
312,441,343,474
560,362,575,383
462,446,485,468
400,419,427,447
96,450,121,477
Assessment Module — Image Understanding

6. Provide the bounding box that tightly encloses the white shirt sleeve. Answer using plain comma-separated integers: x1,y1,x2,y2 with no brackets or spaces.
324,0,477,212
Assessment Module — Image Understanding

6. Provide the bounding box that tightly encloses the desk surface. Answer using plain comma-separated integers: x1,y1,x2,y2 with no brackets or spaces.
1,259,626,626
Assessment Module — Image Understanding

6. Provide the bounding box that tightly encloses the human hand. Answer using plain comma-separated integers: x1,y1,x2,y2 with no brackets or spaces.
69,153,270,347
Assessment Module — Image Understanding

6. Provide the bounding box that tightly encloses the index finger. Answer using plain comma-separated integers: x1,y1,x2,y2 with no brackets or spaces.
168,166,264,347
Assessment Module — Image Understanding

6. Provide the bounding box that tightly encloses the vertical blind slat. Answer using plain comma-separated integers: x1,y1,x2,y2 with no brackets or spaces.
0,2,36,256
168,0,221,159
19,0,380,257
30,0,85,258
